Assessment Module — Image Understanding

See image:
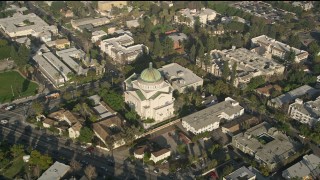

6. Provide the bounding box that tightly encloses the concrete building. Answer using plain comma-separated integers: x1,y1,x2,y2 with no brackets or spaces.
182,97,244,135
282,154,320,180
251,35,309,63
150,149,171,163
223,166,256,180
91,30,108,43
33,52,72,87
232,122,302,172
174,8,217,27
158,63,203,93
221,115,260,136
55,39,70,50
98,1,127,11
124,63,175,123
0,13,57,40
126,19,140,28
100,33,146,64
38,161,70,180
292,1,314,11
71,17,110,32
268,85,319,108
288,96,320,126
198,48,285,88
56,48,87,75
134,146,147,159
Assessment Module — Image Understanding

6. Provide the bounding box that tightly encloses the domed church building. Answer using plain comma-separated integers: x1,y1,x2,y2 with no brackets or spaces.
124,62,175,122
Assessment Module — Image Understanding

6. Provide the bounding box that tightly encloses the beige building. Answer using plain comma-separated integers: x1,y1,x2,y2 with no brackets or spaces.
150,149,171,163
55,39,70,50
98,1,127,11
174,8,217,27
124,63,175,123
68,122,82,139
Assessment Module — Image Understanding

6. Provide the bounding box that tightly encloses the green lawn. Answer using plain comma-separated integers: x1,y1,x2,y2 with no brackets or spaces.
2,156,25,179
0,71,39,103
0,46,11,60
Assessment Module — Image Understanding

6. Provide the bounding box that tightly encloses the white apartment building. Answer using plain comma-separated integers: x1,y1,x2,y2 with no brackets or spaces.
0,13,57,40
197,47,285,88
174,8,217,27
100,33,146,64
251,35,309,63
124,63,175,123
182,97,244,135
158,63,203,93
150,149,171,163
288,97,320,126
91,30,108,43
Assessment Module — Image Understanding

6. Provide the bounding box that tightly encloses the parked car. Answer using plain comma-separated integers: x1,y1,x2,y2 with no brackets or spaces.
5,104,16,111
0,119,9,125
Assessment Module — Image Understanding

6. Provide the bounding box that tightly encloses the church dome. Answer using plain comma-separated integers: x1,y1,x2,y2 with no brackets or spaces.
140,62,162,83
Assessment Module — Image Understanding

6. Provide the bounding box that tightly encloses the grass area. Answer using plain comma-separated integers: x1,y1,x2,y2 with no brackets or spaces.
0,71,39,103
2,156,25,179
0,46,11,60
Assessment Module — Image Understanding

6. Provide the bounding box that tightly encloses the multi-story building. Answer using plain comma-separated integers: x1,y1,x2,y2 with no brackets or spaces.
182,97,244,135
198,47,285,88
91,30,108,43
97,1,127,11
223,166,256,180
292,1,314,11
56,47,87,75
174,8,217,27
251,35,309,63
232,122,302,172
158,63,203,93
282,154,320,180
71,17,110,32
38,161,70,180
124,63,175,123
100,33,146,64
0,13,57,40
268,85,319,108
55,39,70,50
33,52,72,87
288,97,320,126
150,149,171,163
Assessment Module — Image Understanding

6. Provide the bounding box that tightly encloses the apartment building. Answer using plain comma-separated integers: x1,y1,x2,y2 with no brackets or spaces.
197,47,285,88
174,8,217,27
232,122,302,172
182,97,244,135
251,35,309,63
38,161,70,180
100,33,146,64
91,30,108,43
0,13,57,40
224,166,256,180
288,97,320,126
71,17,110,32
33,52,72,87
150,149,171,163
56,47,87,75
158,63,203,93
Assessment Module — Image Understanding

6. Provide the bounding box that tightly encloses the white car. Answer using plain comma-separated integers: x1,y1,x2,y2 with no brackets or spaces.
0,120,8,125
153,169,159,174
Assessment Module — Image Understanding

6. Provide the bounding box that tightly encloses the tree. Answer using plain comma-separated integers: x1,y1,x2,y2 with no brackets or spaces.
204,53,211,69
177,144,187,154
84,165,97,180
207,80,230,96
69,159,82,173
77,127,93,143
10,46,18,61
222,61,230,80
105,136,115,154
230,62,237,85
29,150,53,172
32,101,44,115
100,90,124,111
153,37,162,57
163,36,174,56
246,76,266,91
190,44,196,62
16,44,30,67
222,165,234,177
50,1,66,17
143,17,153,34
10,144,24,158
287,34,301,49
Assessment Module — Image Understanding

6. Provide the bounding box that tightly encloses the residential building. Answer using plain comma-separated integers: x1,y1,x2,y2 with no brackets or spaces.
134,146,147,159
150,149,171,163
92,116,125,150
223,166,256,180
232,122,303,172
174,8,217,27
221,16,248,25
126,19,140,28
288,97,320,126
292,1,314,11
158,63,203,93
282,154,320,180
255,84,282,97
166,32,187,53
251,35,309,63
68,122,82,139
33,51,72,87
56,48,87,75
42,118,57,128
182,97,244,135
60,9,74,18
15,36,31,48
124,63,175,123
91,30,108,43
88,95,115,120
198,47,285,88
71,17,110,32
268,85,319,108
5,4,28,14
55,39,70,50
38,161,70,180
221,115,260,135
0,13,57,40
97,1,127,11
100,33,146,64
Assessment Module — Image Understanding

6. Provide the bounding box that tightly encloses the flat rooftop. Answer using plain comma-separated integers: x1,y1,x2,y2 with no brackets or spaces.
290,96,320,118
42,52,72,77
224,166,256,180
158,63,203,89
56,48,86,75
38,161,70,180
182,97,243,131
